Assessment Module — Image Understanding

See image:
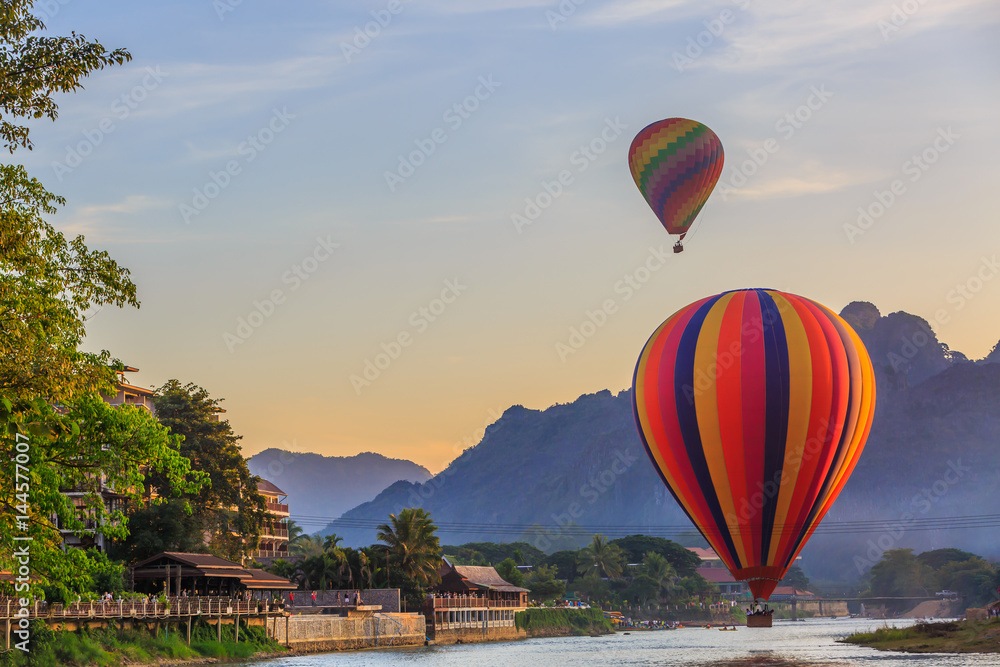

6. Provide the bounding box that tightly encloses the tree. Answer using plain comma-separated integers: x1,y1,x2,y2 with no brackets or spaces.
113,499,206,563
781,564,810,592
544,550,580,581
526,564,565,602
377,508,443,593
609,535,701,577
323,533,344,551
642,551,678,602
578,534,625,580
866,549,933,613
495,558,525,588
0,395,203,598
148,380,267,562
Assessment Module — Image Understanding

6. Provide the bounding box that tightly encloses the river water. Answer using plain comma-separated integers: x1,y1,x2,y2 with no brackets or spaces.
234,618,996,666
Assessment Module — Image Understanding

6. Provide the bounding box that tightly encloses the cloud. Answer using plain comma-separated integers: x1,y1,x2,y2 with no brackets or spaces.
580,0,697,26
59,195,172,242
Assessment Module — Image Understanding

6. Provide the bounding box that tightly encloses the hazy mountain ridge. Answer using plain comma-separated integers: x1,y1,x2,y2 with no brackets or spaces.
317,303,1000,582
247,449,432,522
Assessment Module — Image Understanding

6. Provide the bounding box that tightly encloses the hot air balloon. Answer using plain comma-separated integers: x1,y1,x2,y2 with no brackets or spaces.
632,289,876,602
628,118,724,253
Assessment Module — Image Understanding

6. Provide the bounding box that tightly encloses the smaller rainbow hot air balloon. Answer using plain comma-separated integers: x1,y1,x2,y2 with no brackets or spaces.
628,118,724,253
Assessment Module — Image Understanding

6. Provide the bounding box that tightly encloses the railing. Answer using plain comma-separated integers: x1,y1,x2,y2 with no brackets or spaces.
266,502,289,514
429,597,523,609
0,596,281,620
254,549,292,560
260,527,289,538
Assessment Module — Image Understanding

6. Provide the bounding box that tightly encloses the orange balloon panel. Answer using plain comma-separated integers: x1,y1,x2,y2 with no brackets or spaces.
632,289,876,600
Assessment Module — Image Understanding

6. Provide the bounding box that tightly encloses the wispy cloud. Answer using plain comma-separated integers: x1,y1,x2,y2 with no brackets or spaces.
59,195,172,242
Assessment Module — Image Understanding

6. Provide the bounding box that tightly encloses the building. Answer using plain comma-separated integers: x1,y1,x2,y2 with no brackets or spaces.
687,546,750,598
131,551,296,598
253,479,293,565
424,560,529,643
770,586,815,602
102,366,157,415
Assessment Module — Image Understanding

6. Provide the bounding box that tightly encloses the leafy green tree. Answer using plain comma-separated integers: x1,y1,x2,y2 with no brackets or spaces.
266,559,302,588
781,564,811,591
544,550,580,581
526,564,565,602
642,551,678,601
114,499,206,563
0,396,202,598
916,548,978,571
148,380,268,562
866,548,933,613
578,534,625,579
495,558,526,588
323,533,344,551
609,535,701,577
377,508,443,589
624,574,661,605
291,533,324,558
286,519,305,543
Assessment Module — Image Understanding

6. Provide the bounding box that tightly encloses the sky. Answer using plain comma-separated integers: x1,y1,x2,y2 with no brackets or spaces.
24,0,1000,473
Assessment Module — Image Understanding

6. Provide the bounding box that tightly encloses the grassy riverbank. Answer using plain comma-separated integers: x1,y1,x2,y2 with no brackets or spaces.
0,619,286,666
842,618,1000,653
514,608,615,637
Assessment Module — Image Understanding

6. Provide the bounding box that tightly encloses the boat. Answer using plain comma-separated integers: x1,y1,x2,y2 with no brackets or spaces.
718,627,737,631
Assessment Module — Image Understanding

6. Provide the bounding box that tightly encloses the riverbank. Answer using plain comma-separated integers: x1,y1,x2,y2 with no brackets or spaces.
514,608,614,637
0,619,287,667
841,618,1000,653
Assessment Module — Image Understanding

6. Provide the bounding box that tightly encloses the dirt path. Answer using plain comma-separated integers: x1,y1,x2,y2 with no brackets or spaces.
903,599,953,618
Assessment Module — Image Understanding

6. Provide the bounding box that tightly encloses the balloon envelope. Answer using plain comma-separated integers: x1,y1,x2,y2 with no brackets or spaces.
628,118,724,237
632,289,876,600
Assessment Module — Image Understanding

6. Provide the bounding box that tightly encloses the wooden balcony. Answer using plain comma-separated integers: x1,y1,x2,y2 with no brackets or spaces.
266,502,289,515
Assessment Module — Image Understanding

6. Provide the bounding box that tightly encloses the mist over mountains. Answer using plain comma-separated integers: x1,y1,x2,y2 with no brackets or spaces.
306,302,1000,583
247,449,431,522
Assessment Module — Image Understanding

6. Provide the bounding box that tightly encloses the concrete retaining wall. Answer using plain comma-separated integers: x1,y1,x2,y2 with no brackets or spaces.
283,589,400,613
270,613,424,650
434,625,526,644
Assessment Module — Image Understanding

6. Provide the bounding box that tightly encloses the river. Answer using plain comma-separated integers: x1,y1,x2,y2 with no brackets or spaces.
233,618,995,666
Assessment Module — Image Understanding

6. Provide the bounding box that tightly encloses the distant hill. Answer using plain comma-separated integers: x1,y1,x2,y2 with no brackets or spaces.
315,303,1000,583
247,449,431,525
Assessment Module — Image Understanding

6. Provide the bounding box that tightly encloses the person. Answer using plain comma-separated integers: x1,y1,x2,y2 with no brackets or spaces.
311,590,317,606
344,592,350,606
289,592,294,607
354,591,362,606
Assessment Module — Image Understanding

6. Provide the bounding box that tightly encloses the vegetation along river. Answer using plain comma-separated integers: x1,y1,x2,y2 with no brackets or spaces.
232,618,997,666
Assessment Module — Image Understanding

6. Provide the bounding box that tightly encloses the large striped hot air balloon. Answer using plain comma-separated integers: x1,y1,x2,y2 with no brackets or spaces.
632,289,876,601
627,118,724,252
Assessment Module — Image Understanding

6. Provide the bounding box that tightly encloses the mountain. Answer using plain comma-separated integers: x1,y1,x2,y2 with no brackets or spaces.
247,449,431,524
317,303,1000,583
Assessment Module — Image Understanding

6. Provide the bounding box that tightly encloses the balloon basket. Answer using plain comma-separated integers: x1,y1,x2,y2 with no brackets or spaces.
673,242,684,253
746,615,773,628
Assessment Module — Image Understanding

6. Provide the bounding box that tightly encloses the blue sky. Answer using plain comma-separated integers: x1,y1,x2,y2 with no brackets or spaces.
25,0,1000,471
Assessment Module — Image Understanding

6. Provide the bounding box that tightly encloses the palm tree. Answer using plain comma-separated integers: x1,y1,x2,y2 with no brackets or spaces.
578,534,625,579
323,533,344,552
643,551,678,601
292,534,324,558
376,508,442,587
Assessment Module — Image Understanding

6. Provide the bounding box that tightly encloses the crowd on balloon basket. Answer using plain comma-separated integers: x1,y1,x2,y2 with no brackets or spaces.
746,603,774,616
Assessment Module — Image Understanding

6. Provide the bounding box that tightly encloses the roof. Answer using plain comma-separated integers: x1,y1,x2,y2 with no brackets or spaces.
256,479,287,497
696,566,740,584
133,552,246,570
241,569,297,590
118,382,155,396
130,553,294,590
771,586,814,597
442,563,529,593
687,547,721,561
